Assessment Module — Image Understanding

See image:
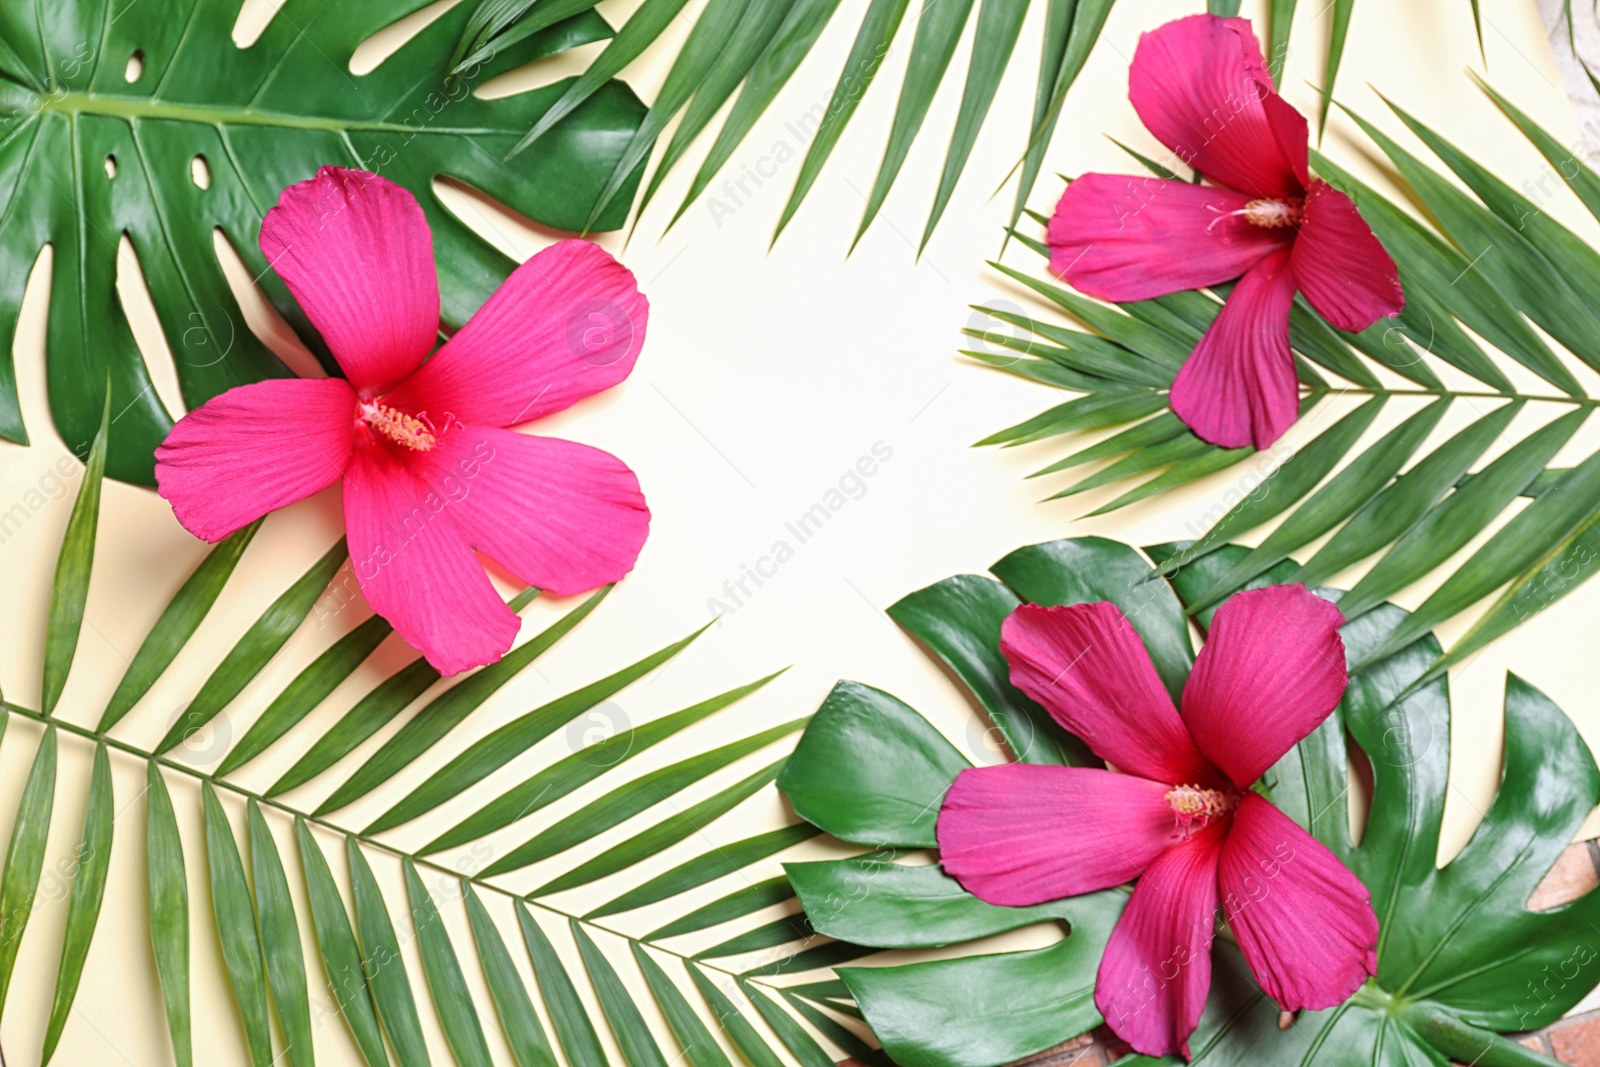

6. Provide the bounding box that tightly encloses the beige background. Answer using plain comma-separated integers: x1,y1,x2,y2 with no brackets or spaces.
0,0,1596,1064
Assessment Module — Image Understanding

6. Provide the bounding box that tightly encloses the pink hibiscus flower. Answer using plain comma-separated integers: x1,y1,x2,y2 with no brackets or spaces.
1047,14,1404,450
154,167,650,676
937,584,1378,1059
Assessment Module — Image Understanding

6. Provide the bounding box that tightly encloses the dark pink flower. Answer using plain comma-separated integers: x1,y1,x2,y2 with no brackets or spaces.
936,585,1377,1059
155,167,650,675
1047,14,1403,449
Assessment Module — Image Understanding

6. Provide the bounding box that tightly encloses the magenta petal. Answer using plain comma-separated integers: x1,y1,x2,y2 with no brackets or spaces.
937,765,1180,905
1001,603,1216,787
155,378,356,542
259,167,439,395
1264,93,1310,188
343,442,519,676
410,426,648,597
1096,822,1224,1059
1047,175,1288,302
1169,247,1300,449
1128,15,1303,200
1292,181,1405,332
1220,794,1377,1011
1181,585,1347,790
387,240,648,429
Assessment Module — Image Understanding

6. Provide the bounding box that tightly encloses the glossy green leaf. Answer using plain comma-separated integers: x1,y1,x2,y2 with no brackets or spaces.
572,921,670,1067
346,840,431,1067
317,588,603,815
0,725,57,1017
516,904,610,1067
992,536,1195,698
41,396,106,717
484,719,804,877
632,945,734,1067
423,672,783,854
41,742,112,1067
157,540,348,756
788,853,1077,948
146,762,192,1067
100,523,259,731
0,0,646,485
217,613,392,776
403,861,494,1067
201,784,273,1067
839,892,1121,1067
294,821,390,1067
588,824,820,919
247,803,314,1067
887,572,1090,766
777,681,969,847
367,621,706,834
1318,0,1357,135
532,757,789,895
462,885,557,1067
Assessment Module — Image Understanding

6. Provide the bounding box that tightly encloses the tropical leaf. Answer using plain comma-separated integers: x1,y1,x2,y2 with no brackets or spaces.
778,535,1600,1067
0,0,648,486
467,0,1114,248
975,81,1600,686
0,425,850,1067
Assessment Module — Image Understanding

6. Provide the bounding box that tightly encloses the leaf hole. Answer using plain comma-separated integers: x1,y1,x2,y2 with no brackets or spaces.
349,0,459,76
103,155,117,179
124,50,143,83
211,228,326,379
114,233,185,423
190,155,211,190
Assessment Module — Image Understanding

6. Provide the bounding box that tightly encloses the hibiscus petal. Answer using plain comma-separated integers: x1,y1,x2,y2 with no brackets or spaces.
1169,246,1300,449
259,167,439,395
937,765,1181,906
410,426,648,597
1047,174,1289,302
1181,584,1347,790
387,240,647,429
1001,603,1216,787
1128,15,1304,199
343,441,520,676
1292,180,1405,332
154,378,356,542
1096,822,1225,1059
1264,93,1310,187
1219,794,1377,1011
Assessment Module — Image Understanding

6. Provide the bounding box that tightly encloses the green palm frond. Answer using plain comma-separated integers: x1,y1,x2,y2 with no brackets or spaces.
0,434,863,1067
976,79,1600,689
468,0,1113,250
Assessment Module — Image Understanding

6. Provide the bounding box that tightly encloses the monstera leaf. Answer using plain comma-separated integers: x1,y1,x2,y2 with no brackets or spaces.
777,536,1598,1067
0,0,647,486
2,419,844,1067
975,78,1600,685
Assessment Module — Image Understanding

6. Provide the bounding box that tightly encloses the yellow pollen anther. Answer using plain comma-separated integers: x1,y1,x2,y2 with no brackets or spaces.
1165,785,1236,826
1242,197,1304,228
365,403,435,451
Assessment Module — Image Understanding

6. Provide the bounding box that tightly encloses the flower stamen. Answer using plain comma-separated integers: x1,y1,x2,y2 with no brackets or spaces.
363,403,436,451
1205,197,1304,232
1166,784,1236,836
